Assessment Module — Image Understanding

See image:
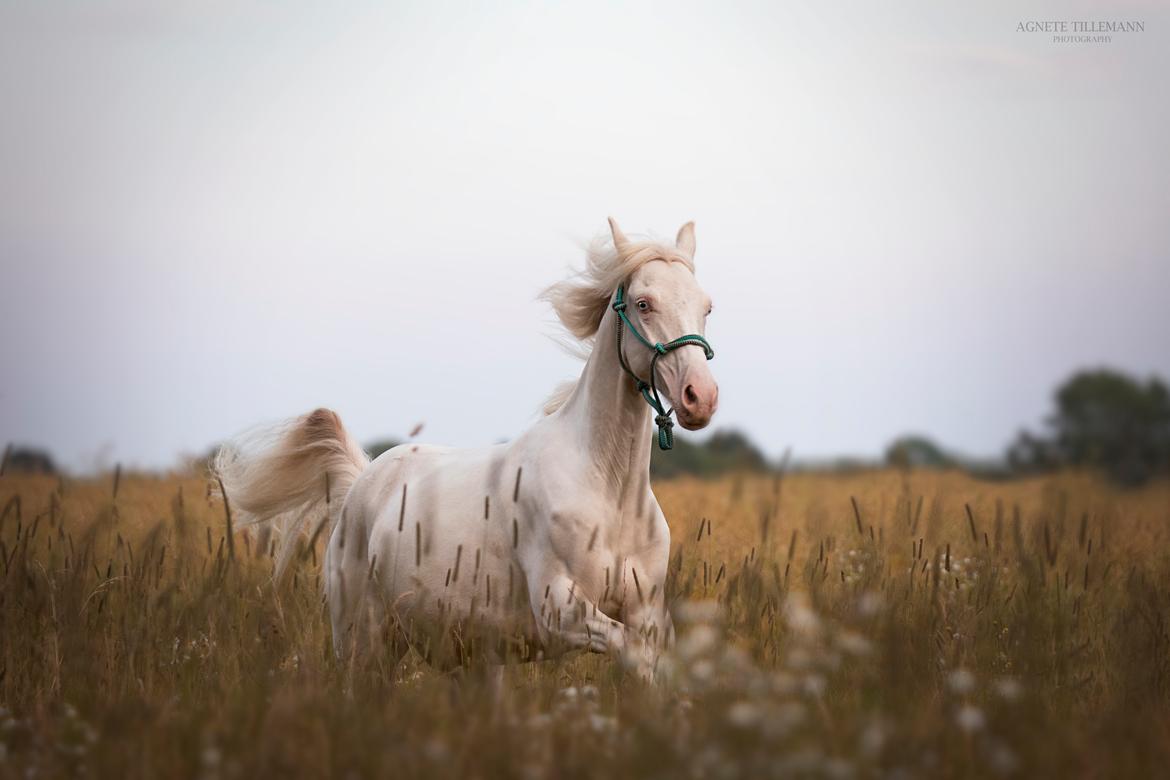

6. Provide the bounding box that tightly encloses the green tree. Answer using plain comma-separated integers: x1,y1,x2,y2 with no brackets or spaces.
1052,370,1170,484
1010,369,1170,485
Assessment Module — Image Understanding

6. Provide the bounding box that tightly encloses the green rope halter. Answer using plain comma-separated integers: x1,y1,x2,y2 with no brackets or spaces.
612,285,714,450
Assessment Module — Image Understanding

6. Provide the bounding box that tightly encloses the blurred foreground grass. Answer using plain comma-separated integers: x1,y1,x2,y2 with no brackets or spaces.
1,469,1168,777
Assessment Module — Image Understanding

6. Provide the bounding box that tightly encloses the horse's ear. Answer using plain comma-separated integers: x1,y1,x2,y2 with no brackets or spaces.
676,221,696,258
608,217,630,251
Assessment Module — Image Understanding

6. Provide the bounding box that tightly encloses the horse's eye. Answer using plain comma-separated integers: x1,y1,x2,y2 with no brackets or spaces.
636,299,650,312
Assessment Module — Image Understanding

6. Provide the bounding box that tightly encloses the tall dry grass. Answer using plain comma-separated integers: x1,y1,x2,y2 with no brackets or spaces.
1,468,1168,777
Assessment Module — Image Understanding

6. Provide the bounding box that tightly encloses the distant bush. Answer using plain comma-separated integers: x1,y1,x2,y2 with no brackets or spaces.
650,429,769,479
365,439,402,460
1,445,57,476
885,435,955,469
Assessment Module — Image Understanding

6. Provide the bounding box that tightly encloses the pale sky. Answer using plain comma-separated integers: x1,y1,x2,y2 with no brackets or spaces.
2,1,1168,472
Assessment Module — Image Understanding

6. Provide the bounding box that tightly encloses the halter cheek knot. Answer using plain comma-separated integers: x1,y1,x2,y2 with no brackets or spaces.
611,284,715,451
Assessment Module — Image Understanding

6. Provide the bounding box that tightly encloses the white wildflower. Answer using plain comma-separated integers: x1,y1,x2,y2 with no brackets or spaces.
200,745,222,770
857,591,884,618
994,677,1022,702
726,700,761,728
677,624,720,661
860,720,886,757
424,737,451,762
588,714,616,734
690,659,715,682
955,704,985,733
673,601,721,624
803,673,827,697
785,595,822,637
837,630,872,656
948,668,976,695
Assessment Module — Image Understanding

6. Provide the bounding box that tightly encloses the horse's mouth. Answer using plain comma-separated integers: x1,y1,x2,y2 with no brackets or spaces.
675,409,712,431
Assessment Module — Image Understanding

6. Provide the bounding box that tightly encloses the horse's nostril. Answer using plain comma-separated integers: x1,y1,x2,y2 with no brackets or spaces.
684,385,698,406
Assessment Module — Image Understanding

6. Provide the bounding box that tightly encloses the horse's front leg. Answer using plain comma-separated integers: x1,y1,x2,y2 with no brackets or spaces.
527,573,672,681
618,596,674,680
529,573,633,659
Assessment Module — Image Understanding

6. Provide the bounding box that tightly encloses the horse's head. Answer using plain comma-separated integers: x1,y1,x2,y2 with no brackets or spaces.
611,218,719,431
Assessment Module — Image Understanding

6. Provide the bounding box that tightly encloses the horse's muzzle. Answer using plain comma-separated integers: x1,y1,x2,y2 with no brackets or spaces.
675,380,718,430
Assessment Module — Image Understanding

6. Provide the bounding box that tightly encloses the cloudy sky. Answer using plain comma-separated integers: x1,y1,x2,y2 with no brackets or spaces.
2,0,1168,471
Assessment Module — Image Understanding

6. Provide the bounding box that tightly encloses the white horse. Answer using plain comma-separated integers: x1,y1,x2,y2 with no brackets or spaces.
215,218,719,677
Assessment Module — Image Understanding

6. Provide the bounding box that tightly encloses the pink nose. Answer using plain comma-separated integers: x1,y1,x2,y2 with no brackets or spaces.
677,378,719,430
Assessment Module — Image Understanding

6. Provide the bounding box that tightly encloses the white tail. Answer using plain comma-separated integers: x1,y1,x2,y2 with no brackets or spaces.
213,408,369,578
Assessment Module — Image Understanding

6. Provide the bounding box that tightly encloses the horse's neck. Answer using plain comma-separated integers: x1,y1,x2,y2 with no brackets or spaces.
558,307,654,501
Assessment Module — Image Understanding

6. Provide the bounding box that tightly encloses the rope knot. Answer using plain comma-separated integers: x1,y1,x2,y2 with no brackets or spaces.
653,342,668,355
612,300,626,312
654,414,675,450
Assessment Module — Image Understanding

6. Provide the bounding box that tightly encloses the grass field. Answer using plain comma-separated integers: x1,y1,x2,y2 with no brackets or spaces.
1,468,1168,777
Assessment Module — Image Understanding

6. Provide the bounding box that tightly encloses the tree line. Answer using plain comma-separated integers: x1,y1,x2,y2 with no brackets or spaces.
3,368,1167,486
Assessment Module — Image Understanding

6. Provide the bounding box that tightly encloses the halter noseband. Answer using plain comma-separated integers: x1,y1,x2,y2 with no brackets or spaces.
612,285,715,451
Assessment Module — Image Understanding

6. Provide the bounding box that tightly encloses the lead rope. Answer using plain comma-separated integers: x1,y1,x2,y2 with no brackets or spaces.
612,285,714,450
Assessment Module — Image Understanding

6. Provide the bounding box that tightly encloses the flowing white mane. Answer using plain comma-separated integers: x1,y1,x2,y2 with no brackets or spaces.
540,232,695,414
542,235,694,342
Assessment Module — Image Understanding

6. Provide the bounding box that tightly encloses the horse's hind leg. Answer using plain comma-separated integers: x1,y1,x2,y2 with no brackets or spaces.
367,592,413,677
325,522,368,662
325,530,411,679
